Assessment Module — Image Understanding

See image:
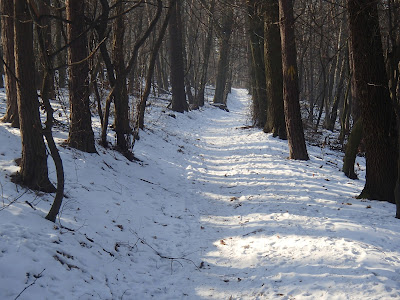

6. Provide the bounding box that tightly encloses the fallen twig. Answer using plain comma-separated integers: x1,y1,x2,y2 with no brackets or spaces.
14,269,45,300
130,230,200,274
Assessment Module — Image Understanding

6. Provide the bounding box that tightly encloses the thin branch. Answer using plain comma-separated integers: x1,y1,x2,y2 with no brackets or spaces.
14,269,45,300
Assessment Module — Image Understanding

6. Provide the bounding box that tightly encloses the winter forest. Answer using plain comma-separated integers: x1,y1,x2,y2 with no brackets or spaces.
1,0,400,299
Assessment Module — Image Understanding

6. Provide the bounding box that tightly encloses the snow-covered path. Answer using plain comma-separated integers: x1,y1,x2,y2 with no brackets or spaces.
1,88,400,299
162,89,400,299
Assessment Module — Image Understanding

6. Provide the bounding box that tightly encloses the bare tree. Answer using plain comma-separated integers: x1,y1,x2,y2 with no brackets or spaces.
1,0,19,128
213,3,234,106
347,0,397,203
279,0,309,160
66,0,96,153
169,0,188,112
13,0,55,192
264,0,286,139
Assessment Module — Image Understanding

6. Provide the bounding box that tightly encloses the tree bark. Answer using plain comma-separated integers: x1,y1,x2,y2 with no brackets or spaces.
196,0,215,108
213,5,234,106
37,0,55,99
134,0,176,140
278,0,309,160
347,0,397,203
53,0,67,89
66,0,96,153
343,118,362,179
13,0,55,192
1,0,19,128
169,0,188,113
112,0,131,156
30,0,65,221
264,0,286,139
247,0,267,127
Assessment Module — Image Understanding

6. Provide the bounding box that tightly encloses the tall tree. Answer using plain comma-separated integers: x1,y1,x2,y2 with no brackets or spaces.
134,0,176,140
53,0,67,89
279,0,309,160
213,4,234,105
37,0,55,100
347,0,397,202
112,0,131,156
66,0,96,153
264,0,286,139
97,0,162,153
196,0,216,108
169,0,188,113
13,0,55,192
1,0,19,128
247,0,267,126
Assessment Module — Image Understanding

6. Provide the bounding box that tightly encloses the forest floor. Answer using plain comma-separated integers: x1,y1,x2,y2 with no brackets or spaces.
0,88,400,299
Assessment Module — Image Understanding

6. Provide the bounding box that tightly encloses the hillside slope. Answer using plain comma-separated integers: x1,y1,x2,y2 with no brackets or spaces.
0,88,399,300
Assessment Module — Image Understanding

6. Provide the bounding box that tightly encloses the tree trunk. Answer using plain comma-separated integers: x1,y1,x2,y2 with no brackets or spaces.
264,0,286,139
1,0,19,128
213,6,233,105
66,0,96,153
13,0,55,192
278,0,309,160
53,0,67,89
31,0,66,221
196,0,215,107
169,0,188,113
247,0,267,127
112,0,131,156
343,118,362,179
0,49,3,88
38,0,55,99
326,50,347,132
347,0,397,203
134,0,175,141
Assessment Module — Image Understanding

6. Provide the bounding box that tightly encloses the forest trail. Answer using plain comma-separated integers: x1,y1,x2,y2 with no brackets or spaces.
1,88,400,299
137,88,400,299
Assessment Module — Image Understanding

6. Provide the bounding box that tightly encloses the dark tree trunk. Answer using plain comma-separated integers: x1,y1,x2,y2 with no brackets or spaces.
247,0,267,127
347,0,397,203
264,0,286,139
38,0,55,99
13,0,55,192
169,0,188,113
1,0,19,128
326,52,347,132
339,69,352,144
112,0,131,156
66,0,96,153
31,0,65,222
213,6,233,105
196,0,215,108
278,0,309,160
53,0,67,89
0,50,3,88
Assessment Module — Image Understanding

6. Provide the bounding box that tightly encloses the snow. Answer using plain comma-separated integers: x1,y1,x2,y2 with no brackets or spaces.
0,88,399,300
